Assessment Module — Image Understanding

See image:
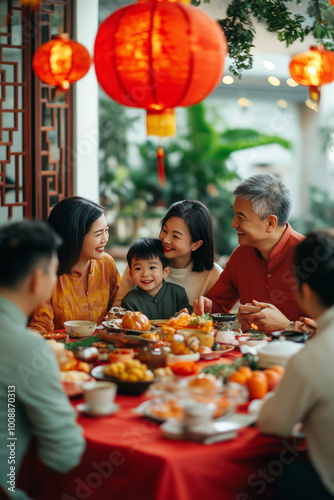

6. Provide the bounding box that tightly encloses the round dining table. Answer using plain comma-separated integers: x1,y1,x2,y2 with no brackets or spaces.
18,349,307,500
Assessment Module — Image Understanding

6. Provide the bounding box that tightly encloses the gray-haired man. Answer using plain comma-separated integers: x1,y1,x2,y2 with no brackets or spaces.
194,174,305,333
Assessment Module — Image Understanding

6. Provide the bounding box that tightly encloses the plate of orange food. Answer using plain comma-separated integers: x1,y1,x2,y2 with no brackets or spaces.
164,311,213,332
102,311,157,336
133,398,185,423
60,371,95,397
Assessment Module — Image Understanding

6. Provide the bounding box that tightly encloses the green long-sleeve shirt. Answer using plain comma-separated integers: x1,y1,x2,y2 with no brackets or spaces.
0,296,85,500
121,280,190,319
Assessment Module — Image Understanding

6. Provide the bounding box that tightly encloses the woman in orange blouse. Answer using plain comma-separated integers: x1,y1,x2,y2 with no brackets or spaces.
29,197,121,332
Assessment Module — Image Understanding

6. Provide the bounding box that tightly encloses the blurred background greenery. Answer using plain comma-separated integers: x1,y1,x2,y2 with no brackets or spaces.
99,100,292,257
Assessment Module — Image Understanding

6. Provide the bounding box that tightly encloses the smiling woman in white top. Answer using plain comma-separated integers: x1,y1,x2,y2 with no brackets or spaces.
113,200,222,307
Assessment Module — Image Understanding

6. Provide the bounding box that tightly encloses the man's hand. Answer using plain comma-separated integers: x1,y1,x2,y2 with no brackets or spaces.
193,296,212,315
294,316,317,337
237,300,289,334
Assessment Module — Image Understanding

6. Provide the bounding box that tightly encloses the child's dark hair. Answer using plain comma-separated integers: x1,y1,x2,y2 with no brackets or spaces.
160,200,215,272
127,237,170,269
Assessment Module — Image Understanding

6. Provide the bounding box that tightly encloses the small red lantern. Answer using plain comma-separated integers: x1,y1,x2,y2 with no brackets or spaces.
289,45,334,109
94,0,227,185
32,34,91,91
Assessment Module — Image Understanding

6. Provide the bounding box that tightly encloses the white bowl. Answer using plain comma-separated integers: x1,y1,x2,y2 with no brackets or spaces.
257,339,304,368
166,352,200,365
64,320,97,338
238,336,268,351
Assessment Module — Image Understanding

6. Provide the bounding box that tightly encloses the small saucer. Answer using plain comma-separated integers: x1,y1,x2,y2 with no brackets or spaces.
76,402,120,417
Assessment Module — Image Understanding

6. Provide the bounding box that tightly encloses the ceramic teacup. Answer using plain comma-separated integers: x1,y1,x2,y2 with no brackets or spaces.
182,401,215,431
215,329,237,345
211,313,237,331
83,381,117,414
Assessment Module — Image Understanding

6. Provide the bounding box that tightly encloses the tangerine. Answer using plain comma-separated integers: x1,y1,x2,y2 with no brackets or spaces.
228,370,248,385
268,365,285,376
247,370,268,399
237,366,253,380
263,369,283,392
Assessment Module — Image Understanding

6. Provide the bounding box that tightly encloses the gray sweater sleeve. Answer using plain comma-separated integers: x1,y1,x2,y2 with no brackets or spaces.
15,337,85,472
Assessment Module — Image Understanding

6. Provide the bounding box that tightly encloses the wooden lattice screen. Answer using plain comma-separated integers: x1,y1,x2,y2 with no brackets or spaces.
0,0,73,222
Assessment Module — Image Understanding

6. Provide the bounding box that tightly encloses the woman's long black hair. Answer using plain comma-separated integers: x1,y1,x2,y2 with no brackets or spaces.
47,196,104,275
160,200,215,272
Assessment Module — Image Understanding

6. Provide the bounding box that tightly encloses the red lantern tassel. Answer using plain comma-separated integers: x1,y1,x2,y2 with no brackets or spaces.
309,85,321,110
157,145,166,187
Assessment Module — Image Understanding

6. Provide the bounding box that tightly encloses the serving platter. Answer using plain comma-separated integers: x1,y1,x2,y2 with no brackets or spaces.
133,398,184,423
102,319,156,336
200,346,235,360
91,365,155,395
98,330,156,348
150,319,168,327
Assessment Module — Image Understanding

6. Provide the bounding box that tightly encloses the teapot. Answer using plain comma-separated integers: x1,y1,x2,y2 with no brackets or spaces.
134,345,167,370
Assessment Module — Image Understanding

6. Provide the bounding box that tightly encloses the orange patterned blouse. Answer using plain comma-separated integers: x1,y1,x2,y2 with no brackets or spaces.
29,254,121,333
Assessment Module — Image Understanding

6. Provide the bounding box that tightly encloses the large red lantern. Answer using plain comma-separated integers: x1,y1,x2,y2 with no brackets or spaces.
289,46,334,109
32,34,91,91
94,0,226,166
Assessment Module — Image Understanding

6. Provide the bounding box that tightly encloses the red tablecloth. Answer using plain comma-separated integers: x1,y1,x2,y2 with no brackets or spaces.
18,350,307,500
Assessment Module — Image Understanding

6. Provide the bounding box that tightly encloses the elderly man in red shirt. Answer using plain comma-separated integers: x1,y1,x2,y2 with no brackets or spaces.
193,173,307,333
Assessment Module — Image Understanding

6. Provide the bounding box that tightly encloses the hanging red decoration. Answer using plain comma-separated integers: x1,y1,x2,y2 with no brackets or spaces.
32,34,91,91
94,0,227,185
289,45,334,109
157,145,166,186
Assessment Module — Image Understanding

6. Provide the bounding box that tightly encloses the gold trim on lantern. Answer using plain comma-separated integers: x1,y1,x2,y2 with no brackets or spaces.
146,109,176,138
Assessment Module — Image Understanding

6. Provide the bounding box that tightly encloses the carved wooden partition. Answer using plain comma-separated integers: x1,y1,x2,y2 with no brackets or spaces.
0,0,73,222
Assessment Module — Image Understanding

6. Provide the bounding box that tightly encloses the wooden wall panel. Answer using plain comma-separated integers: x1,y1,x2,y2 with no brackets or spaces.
0,0,73,222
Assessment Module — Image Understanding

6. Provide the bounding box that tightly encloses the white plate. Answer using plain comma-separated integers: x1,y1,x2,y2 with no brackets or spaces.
238,338,268,351
133,398,184,423
161,418,239,444
102,319,153,336
209,344,235,353
200,346,235,360
166,352,200,365
76,402,120,417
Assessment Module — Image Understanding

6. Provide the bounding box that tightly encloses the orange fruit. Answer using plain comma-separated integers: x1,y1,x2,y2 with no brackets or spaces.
228,370,248,385
215,396,231,418
268,365,285,376
247,370,268,399
237,366,253,380
263,369,283,392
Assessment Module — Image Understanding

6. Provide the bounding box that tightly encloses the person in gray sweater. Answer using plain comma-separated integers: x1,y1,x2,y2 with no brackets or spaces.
121,237,189,319
258,229,334,500
0,220,85,500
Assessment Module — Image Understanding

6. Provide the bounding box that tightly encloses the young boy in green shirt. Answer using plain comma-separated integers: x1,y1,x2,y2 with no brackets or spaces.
121,237,190,319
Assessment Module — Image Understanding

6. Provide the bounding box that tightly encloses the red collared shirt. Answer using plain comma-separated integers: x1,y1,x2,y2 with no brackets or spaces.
207,223,305,320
